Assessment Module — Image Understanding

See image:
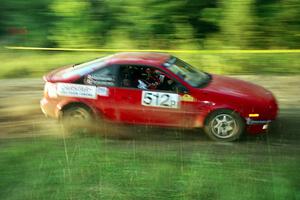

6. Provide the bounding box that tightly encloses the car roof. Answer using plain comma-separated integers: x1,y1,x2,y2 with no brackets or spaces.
107,52,171,66
48,52,171,83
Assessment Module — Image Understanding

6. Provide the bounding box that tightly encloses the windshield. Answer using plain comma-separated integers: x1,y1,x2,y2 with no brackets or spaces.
164,57,210,87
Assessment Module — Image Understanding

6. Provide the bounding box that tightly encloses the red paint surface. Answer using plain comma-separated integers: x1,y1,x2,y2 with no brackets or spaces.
41,53,278,134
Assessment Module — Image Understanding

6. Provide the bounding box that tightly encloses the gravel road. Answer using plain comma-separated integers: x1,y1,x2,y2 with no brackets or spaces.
0,76,299,142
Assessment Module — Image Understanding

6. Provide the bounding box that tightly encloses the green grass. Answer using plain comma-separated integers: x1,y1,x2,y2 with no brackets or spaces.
0,135,298,200
0,49,300,79
0,50,108,78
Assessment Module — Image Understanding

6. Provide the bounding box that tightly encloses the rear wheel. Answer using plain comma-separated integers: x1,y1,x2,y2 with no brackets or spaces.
204,109,245,142
61,106,94,135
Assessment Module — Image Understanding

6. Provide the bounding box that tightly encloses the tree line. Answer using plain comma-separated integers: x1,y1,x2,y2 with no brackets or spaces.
0,0,299,49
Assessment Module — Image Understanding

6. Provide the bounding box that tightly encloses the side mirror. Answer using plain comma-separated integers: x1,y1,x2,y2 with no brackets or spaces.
177,84,189,94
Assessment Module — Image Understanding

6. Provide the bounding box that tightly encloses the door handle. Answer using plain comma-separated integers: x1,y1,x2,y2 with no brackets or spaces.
122,96,132,100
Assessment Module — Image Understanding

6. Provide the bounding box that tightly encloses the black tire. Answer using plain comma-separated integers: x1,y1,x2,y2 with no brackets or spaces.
204,109,245,142
61,105,94,135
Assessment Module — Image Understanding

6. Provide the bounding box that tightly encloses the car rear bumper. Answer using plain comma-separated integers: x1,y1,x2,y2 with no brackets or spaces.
40,98,58,118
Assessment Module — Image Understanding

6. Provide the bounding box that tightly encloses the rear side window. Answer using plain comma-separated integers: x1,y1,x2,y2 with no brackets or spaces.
84,65,118,86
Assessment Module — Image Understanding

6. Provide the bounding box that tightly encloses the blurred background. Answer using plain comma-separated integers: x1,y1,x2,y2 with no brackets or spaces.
0,1,300,199
0,0,299,77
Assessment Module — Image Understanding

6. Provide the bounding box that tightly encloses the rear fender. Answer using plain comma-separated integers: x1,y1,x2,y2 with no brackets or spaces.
56,100,98,120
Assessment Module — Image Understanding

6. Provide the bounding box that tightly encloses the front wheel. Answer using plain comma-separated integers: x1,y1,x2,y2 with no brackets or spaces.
204,109,245,142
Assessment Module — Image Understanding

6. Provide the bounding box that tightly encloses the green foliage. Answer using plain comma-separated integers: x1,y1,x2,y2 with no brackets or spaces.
1,0,299,49
254,0,300,49
0,0,219,49
49,0,94,47
219,0,256,49
0,0,55,46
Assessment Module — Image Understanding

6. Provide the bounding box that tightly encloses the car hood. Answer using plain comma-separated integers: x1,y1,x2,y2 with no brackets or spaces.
202,74,274,103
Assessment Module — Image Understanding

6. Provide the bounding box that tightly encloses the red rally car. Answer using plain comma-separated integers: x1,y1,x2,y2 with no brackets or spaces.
40,52,278,141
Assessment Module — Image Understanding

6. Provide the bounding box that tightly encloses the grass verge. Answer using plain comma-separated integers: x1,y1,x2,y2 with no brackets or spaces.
0,49,299,79
0,135,298,200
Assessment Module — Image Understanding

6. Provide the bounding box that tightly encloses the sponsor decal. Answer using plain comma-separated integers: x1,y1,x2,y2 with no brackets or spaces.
181,94,195,102
86,75,115,86
246,118,271,125
97,87,109,96
57,83,97,99
141,91,179,109
89,75,114,81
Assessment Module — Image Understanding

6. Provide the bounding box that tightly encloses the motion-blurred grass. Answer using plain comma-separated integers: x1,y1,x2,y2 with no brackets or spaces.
0,135,298,200
1,50,300,79
0,50,106,78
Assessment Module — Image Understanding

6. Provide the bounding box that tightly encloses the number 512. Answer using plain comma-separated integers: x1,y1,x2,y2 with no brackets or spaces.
142,92,178,108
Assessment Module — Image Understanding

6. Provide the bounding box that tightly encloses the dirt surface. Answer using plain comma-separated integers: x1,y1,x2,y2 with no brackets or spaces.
0,78,58,139
0,76,299,142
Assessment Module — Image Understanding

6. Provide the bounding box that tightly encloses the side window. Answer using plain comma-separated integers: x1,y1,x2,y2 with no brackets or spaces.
118,65,139,88
156,72,188,93
84,65,117,86
118,65,162,89
118,65,188,93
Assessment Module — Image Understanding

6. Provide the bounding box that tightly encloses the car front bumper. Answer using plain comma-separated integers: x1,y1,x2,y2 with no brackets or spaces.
246,118,273,134
246,118,271,125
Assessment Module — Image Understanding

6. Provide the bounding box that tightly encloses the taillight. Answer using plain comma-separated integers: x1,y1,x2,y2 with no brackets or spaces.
44,82,57,98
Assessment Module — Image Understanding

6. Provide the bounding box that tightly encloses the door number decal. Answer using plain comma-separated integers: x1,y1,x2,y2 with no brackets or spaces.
142,91,179,109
